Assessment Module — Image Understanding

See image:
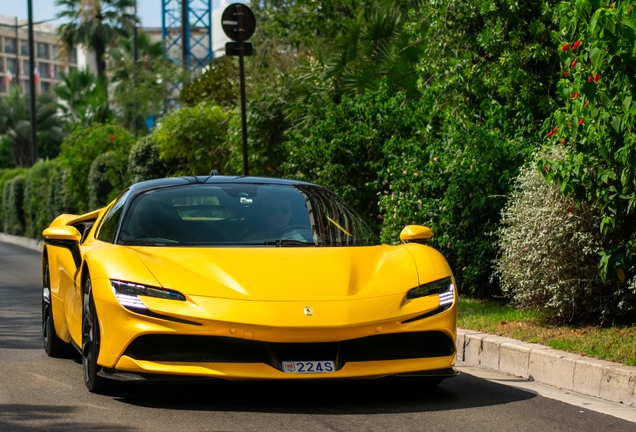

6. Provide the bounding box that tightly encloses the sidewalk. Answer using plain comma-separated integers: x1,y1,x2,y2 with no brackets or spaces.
2,233,634,407
457,329,636,407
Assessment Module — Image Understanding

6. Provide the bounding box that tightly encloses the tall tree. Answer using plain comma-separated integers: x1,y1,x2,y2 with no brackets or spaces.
56,0,136,101
0,86,66,167
55,69,111,127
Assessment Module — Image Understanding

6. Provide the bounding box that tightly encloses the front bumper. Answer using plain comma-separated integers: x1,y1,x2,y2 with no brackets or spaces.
91,277,457,380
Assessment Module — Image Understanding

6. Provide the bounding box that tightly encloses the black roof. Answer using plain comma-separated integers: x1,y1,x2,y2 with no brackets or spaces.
128,176,319,195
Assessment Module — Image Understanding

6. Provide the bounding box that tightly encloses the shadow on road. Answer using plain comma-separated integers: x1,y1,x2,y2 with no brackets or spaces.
111,372,536,414
0,404,134,432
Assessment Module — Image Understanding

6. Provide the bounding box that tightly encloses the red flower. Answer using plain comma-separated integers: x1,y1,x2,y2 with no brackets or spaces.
544,165,549,172
561,43,570,52
571,92,580,99
585,101,590,107
563,71,569,77
570,59,577,68
560,139,566,145
610,3,615,9
578,118,584,125
594,73,601,82
109,135,115,141
546,126,558,137
572,40,581,51
587,76,593,82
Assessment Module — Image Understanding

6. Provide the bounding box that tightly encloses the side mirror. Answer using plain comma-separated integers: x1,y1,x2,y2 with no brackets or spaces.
400,225,433,244
43,225,82,242
43,226,82,268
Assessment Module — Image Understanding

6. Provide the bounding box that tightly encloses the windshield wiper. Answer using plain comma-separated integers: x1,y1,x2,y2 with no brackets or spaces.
263,239,315,247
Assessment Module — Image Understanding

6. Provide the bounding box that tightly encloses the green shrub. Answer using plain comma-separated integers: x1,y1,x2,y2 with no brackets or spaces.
59,123,134,213
2,174,26,235
0,168,27,232
128,135,171,184
87,151,130,209
47,163,74,220
0,136,14,169
24,160,60,239
493,146,629,322
541,0,636,298
153,102,232,176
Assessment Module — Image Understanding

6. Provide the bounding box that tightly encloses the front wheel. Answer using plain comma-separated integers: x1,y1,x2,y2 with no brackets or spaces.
42,259,70,357
82,275,109,393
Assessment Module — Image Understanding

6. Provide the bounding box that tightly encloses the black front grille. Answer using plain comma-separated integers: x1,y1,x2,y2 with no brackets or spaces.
123,331,455,371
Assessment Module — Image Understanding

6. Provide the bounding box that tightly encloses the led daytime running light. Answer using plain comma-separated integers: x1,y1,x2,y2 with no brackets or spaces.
111,280,186,306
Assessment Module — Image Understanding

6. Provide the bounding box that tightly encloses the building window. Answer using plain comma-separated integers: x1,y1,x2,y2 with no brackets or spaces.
6,58,17,75
21,40,29,56
0,78,6,93
52,45,58,59
23,60,31,76
5,38,17,54
41,81,51,93
38,62,51,78
37,43,50,59
53,64,62,80
0,57,4,73
23,79,31,95
69,48,77,64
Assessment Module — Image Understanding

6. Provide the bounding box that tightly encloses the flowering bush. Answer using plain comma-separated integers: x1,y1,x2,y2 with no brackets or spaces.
539,1,636,302
494,146,631,322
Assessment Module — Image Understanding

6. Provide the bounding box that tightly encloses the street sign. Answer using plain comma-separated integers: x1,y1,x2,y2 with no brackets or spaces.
222,3,256,42
225,42,253,57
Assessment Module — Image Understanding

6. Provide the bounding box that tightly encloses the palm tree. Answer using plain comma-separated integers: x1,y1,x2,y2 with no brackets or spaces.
0,86,66,167
55,69,111,126
56,0,136,101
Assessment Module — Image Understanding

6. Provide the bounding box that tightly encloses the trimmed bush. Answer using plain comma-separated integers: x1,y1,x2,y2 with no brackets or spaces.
494,146,631,323
2,174,26,235
87,150,130,210
24,160,59,239
59,123,134,213
128,135,171,184
47,163,74,220
0,168,27,231
153,102,232,176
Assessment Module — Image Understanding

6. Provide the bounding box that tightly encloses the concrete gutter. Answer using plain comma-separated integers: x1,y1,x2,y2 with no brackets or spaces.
457,329,636,407
2,234,634,407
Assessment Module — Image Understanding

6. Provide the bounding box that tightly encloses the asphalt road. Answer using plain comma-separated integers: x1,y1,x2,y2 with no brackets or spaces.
1,241,634,431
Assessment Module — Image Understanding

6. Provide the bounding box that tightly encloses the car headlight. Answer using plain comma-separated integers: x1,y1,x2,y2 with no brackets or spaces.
406,277,454,306
111,280,186,310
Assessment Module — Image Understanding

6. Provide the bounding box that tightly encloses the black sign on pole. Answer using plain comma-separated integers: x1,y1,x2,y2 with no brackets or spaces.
222,3,255,177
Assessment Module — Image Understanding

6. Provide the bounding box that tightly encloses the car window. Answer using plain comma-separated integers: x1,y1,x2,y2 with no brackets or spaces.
95,190,129,243
117,184,379,247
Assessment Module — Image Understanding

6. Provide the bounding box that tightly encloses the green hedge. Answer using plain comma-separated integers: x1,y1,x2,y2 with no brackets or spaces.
0,168,27,232
24,160,60,239
2,174,26,235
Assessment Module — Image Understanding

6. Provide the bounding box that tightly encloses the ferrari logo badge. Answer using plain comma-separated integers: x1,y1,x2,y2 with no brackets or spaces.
303,307,313,316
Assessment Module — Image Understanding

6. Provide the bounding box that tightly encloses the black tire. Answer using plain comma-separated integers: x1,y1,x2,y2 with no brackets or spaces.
82,275,110,393
42,259,71,357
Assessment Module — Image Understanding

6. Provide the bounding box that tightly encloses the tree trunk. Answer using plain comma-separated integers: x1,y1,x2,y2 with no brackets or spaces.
94,37,108,103
13,137,33,168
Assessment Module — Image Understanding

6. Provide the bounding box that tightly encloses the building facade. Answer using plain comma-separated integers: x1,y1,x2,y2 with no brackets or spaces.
0,15,78,96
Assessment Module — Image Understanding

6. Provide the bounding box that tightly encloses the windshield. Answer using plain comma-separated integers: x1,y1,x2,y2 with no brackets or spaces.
117,183,380,247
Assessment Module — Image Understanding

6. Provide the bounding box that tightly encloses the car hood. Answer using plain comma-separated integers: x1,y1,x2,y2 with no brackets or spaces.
130,246,419,301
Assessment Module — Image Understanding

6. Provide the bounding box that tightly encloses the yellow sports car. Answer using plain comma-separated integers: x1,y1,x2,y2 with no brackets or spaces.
42,176,457,393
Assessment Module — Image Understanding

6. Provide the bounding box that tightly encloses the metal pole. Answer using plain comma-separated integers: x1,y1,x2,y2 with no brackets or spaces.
181,0,188,69
237,5,248,176
14,17,19,85
133,2,138,134
27,0,37,165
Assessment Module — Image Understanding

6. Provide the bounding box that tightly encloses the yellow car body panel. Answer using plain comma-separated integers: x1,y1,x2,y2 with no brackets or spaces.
43,177,458,384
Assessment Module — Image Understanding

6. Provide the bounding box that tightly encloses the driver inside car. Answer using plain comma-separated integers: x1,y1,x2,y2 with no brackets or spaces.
243,194,311,243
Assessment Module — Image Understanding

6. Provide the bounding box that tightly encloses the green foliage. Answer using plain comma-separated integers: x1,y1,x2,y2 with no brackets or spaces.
110,32,184,132
0,136,13,169
285,85,417,231
0,85,66,167
2,174,26,235
55,69,111,127
59,123,134,213
540,0,636,297
46,163,74,220
153,102,232,176
24,160,60,239
128,135,171,184
181,56,238,108
87,151,129,210
0,168,27,231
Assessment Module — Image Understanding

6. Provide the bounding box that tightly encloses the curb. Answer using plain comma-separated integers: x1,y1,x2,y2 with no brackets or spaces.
457,329,636,407
0,233,42,252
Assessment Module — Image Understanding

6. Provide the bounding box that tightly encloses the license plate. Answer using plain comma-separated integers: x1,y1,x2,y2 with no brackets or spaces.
282,360,335,374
